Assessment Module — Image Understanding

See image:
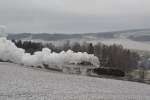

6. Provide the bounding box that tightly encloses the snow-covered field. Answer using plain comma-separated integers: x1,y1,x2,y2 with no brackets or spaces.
86,38,150,52
0,62,150,100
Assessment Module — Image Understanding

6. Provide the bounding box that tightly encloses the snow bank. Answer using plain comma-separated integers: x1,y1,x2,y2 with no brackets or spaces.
0,38,100,69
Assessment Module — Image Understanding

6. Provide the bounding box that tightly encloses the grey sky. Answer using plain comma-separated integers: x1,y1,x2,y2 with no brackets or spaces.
0,0,150,33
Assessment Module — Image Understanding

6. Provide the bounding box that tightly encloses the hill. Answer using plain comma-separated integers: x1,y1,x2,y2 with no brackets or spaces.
7,29,150,41
6,28,150,52
0,62,150,100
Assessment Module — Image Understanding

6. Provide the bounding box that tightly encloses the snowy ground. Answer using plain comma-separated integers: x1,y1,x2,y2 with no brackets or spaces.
0,62,150,100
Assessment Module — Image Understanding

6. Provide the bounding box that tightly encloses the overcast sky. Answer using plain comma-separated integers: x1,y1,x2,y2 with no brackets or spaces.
0,0,150,33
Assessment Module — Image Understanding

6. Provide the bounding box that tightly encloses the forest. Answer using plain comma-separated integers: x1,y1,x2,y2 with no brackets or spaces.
12,40,140,74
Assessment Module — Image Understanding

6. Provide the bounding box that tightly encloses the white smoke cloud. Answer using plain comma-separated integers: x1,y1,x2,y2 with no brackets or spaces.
0,38,24,64
0,38,100,69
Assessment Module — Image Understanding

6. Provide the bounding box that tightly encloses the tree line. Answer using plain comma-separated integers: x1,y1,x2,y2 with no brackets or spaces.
12,40,140,73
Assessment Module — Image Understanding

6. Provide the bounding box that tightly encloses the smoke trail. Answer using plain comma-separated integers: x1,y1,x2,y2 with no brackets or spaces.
0,38,100,69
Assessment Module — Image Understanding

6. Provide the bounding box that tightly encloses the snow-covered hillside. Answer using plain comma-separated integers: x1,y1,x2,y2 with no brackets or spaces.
0,62,150,100
7,29,150,52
